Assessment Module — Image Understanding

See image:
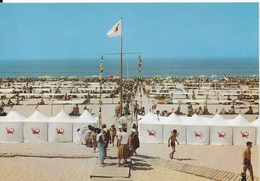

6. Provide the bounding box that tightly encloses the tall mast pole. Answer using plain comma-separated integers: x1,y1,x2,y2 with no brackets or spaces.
99,56,103,128
120,17,123,117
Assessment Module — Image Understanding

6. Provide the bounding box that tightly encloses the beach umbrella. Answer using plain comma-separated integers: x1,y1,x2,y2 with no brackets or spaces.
108,74,114,79
59,76,66,80
117,116,132,126
67,76,78,80
18,76,26,81
199,75,206,78
212,80,219,83
164,99,173,104
38,76,52,80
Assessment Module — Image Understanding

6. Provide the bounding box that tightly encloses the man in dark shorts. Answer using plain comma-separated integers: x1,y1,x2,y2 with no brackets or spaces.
168,129,179,159
242,141,254,181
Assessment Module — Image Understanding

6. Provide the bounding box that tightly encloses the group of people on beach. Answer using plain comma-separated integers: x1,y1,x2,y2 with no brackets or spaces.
77,123,140,167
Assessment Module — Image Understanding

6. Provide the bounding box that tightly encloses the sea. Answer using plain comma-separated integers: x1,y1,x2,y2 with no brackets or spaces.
0,58,258,78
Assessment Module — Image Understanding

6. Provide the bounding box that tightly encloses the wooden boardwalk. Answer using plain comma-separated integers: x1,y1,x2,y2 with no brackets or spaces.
143,158,259,181
90,146,131,181
133,156,259,181
165,161,257,181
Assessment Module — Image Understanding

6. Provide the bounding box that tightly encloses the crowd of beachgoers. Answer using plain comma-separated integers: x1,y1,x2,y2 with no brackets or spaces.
0,75,259,180
0,75,258,118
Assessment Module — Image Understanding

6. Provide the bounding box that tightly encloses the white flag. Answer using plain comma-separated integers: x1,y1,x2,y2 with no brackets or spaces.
107,19,122,38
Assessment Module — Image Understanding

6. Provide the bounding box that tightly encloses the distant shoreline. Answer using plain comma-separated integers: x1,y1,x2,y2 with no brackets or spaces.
0,74,259,81
0,58,258,78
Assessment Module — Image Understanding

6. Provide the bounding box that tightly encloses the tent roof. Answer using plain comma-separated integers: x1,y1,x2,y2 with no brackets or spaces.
1,110,26,122
250,117,260,127
181,114,208,125
76,110,97,123
230,114,251,126
139,112,160,124
161,113,185,125
50,109,73,122
210,114,231,126
25,109,49,122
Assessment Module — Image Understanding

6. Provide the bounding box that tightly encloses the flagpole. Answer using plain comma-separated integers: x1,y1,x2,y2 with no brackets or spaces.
120,17,123,117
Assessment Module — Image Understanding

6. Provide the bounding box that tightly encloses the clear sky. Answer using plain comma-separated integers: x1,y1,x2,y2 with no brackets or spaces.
0,3,258,60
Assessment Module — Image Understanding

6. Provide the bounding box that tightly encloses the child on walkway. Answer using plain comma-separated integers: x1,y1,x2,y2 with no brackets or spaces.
168,129,179,159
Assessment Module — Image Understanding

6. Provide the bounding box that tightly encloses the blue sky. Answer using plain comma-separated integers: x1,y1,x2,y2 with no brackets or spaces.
0,3,258,60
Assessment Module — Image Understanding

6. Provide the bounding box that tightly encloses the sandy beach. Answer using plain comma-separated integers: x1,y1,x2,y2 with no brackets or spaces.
0,77,259,180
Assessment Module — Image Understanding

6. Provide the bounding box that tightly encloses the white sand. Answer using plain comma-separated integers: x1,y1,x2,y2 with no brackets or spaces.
0,80,259,180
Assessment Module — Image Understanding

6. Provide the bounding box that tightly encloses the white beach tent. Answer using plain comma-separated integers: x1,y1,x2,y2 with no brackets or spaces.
209,114,233,145
160,113,186,144
23,110,49,143
138,112,163,143
230,115,256,145
73,110,98,143
0,110,25,143
48,109,73,143
250,117,260,145
182,114,209,145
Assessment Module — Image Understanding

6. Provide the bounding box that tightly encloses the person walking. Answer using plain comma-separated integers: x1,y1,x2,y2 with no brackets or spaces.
242,141,254,181
168,129,179,159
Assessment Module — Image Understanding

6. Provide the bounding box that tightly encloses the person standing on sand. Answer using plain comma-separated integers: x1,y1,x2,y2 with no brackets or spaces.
168,129,179,159
242,141,254,181
133,100,139,120
96,129,105,167
116,127,128,167
109,124,116,146
102,124,110,158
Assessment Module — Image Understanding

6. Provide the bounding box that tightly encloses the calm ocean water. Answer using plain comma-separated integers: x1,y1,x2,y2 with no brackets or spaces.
0,58,258,78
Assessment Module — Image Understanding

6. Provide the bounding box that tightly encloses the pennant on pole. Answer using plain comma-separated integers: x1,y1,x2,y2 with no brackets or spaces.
138,54,142,71
107,19,122,38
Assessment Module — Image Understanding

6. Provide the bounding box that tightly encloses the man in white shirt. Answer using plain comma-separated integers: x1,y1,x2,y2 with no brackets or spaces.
76,125,92,145
116,127,128,167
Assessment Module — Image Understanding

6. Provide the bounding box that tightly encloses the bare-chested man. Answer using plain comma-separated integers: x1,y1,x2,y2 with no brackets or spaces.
242,141,254,181
168,129,179,159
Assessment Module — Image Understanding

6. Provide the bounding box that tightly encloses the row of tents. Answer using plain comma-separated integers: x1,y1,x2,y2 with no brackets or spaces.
0,110,98,143
138,113,259,145
0,109,259,146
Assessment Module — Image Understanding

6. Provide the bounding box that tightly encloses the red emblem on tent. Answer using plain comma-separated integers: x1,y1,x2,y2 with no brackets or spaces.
56,128,65,135
217,131,226,138
194,131,202,138
240,131,249,138
31,128,40,135
147,129,156,136
6,128,15,134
